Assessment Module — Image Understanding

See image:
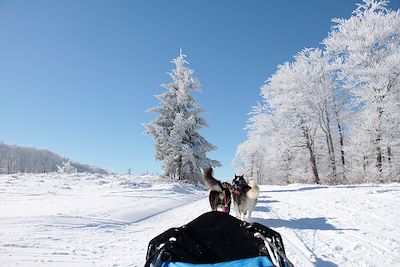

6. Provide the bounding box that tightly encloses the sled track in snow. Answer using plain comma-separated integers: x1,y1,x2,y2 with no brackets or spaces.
301,194,400,262
133,195,207,224
343,231,400,261
305,193,400,233
267,206,316,266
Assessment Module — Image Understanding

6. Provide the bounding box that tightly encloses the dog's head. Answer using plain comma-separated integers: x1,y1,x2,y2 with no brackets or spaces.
232,174,246,186
231,174,251,193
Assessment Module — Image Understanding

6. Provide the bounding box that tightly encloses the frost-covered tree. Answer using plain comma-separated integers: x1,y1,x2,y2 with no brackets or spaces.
234,103,297,185
57,161,77,174
235,51,323,185
263,52,325,184
293,48,350,183
233,104,272,184
145,51,220,182
235,48,351,184
235,0,399,185
324,0,400,182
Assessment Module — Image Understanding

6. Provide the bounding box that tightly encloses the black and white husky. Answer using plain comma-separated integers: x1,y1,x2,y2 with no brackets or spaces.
203,167,231,214
230,175,260,221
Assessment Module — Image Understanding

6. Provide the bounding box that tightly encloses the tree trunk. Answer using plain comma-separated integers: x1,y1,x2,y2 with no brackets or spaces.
319,101,337,181
332,96,346,180
178,157,182,180
363,155,367,172
304,129,320,184
376,145,382,172
337,118,346,174
376,106,383,178
324,105,337,180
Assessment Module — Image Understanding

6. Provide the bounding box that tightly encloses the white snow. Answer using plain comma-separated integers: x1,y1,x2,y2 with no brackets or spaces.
1,173,399,266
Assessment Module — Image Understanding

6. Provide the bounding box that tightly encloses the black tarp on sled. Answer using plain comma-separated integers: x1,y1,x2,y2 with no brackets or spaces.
145,211,293,267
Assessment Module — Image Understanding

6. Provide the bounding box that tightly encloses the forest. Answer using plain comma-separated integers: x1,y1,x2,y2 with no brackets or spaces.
233,1,400,184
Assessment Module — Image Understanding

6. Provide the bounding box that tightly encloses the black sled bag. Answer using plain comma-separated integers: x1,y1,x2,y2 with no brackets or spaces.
145,211,293,267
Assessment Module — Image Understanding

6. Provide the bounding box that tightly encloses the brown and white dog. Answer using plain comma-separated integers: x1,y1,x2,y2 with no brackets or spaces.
203,167,231,214
230,174,259,221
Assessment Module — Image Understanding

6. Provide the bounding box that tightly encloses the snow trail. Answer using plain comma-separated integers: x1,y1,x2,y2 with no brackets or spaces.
1,173,399,266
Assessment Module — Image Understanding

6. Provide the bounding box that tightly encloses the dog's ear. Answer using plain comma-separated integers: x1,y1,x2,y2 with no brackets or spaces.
232,176,237,184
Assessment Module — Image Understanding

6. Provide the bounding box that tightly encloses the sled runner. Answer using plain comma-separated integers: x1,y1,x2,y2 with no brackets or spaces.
145,211,293,267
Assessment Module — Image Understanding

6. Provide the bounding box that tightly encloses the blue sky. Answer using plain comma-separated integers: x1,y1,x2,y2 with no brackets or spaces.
1,0,398,179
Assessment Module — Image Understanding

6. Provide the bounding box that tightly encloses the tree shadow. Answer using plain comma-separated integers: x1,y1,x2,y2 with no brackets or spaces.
315,258,338,267
257,197,280,204
254,205,271,213
335,185,377,189
373,188,400,193
253,217,358,231
263,186,329,193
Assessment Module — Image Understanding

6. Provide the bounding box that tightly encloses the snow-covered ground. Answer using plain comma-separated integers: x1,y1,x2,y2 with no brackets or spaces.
1,173,399,267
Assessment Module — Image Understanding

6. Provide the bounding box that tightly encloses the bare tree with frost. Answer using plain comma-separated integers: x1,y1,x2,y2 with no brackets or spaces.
324,0,400,182
235,0,399,184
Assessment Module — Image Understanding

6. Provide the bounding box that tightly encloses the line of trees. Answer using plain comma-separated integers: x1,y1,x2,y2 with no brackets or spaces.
234,0,400,184
0,141,109,174
145,51,220,182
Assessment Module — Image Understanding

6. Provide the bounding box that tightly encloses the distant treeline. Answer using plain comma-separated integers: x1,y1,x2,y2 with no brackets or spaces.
0,142,109,174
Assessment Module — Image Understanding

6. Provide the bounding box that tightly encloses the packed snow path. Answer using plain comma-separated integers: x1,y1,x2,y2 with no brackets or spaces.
1,173,399,266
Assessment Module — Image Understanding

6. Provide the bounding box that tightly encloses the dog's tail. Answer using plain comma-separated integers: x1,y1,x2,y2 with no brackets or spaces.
247,179,260,199
203,167,222,192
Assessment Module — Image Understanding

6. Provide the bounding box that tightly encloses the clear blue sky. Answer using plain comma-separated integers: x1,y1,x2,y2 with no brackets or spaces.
1,0,398,179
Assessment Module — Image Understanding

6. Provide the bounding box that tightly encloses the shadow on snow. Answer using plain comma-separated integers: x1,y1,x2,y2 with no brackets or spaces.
314,258,339,267
253,217,357,231
262,186,329,193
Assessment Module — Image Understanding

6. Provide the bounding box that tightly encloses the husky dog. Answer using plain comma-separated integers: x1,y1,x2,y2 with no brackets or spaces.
230,175,260,221
203,167,231,214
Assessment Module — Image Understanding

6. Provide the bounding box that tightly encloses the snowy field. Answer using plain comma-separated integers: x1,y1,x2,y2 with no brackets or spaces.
1,173,399,267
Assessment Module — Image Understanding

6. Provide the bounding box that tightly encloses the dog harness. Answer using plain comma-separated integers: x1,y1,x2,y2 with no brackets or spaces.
222,191,231,214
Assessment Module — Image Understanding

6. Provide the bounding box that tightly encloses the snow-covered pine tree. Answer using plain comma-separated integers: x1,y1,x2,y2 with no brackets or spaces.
145,51,220,182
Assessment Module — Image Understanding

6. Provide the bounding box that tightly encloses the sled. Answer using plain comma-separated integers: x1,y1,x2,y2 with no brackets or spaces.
144,211,293,267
